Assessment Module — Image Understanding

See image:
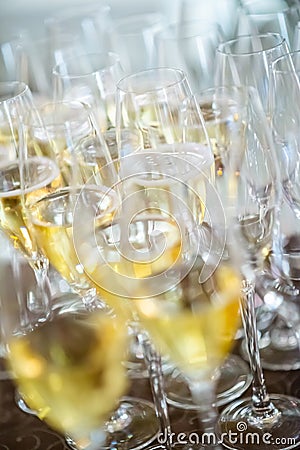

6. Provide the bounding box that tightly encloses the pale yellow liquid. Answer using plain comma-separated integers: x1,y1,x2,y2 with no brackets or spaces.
8,312,128,439
124,102,181,148
29,187,117,290
86,218,241,377
0,126,18,162
0,157,60,258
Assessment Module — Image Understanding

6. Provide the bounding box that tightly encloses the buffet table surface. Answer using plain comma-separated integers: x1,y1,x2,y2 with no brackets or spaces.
0,349,300,450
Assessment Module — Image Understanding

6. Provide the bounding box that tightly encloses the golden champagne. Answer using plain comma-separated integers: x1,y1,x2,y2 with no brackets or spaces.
8,311,128,439
0,157,60,257
124,103,181,148
87,217,241,378
29,186,117,290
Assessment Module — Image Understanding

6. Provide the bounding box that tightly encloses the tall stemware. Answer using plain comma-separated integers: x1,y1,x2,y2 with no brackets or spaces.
236,3,300,48
154,20,224,91
115,70,249,408
23,100,159,450
258,49,300,370
115,67,193,154
22,100,116,312
215,32,289,114
1,248,130,450
205,85,300,450
53,51,124,134
0,82,56,319
110,12,166,74
72,147,240,450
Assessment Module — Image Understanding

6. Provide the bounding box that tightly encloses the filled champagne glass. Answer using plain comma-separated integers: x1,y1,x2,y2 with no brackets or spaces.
0,82,58,320
20,100,116,312
72,147,237,449
23,102,159,450
1,255,129,450
115,67,194,153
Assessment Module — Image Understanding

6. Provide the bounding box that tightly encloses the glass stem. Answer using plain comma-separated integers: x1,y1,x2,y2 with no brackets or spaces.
139,330,173,450
31,255,52,317
188,379,220,449
240,280,280,421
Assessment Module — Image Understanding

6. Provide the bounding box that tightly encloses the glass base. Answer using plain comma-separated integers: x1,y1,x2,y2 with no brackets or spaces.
15,390,38,416
164,355,252,409
66,397,159,450
219,394,300,450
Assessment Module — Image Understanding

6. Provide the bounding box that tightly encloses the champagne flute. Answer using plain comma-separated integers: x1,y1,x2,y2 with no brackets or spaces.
256,49,300,370
0,81,57,319
110,12,166,74
215,32,289,113
154,20,224,91
115,67,193,153
72,148,240,449
22,99,116,311
1,252,129,450
24,102,160,450
209,85,300,450
53,51,124,133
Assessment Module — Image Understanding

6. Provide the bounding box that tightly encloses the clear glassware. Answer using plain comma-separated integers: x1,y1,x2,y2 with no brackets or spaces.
110,12,166,74
236,3,300,48
72,147,239,450
210,86,300,450
0,33,84,101
1,251,130,450
46,3,112,54
251,49,300,371
215,32,289,113
178,0,240,40
52,52,124,133
0,81,53,320
154,20,224,91
22,100,116,310
115,67,194,152
23,101,159,450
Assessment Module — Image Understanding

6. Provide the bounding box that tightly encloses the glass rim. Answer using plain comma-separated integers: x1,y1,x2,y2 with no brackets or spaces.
23,99,91,128
116,67,188,94
217,32,286,56
272,49,300,73
52,51,121,78
0,81,30,104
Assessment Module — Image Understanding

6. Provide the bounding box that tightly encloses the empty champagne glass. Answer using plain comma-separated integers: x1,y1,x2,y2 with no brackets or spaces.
236,3,300,48
178,0,240,40
110,12,166,74
210,85,300,450
53,52,124,133
46,3,112,54
154,20,224,91
215,32,289,113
